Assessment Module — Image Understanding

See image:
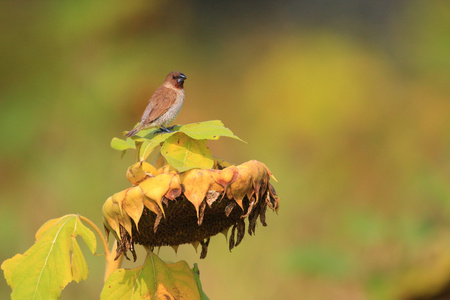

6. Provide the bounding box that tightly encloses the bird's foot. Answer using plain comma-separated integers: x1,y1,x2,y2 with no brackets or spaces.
165,125,177,131
154,125,177,134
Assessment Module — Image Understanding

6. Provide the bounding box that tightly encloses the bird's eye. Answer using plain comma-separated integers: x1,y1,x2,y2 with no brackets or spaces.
172,75,177,79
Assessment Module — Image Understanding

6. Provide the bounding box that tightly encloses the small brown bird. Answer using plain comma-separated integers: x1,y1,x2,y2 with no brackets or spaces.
125,71,187,137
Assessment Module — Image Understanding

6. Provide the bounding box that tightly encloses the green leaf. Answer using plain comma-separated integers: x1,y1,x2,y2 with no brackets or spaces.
101,252,206,300
139,132,177,161
113,121,244,163
161,132,214,172
192,263,210,300
1,214,97,300
113,121,243,160
130,127,171,140
179,120,245,142
110,137,136,151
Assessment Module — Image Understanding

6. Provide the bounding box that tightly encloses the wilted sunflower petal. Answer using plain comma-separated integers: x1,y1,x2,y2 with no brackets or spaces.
191,241,200,252
102,196,121,240
122,186,145,232
180,169,212,218
210,166,238,190
143,198,163,217
205,190,220,207
103,159,280,260
111,189,128,215
126,161,157,185
120,211,133,238
139,174,175,215
227,165,252,210
165,175,182,200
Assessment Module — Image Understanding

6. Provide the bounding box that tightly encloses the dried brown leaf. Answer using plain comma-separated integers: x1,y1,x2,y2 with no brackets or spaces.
200,238,210,259
205,190,220,207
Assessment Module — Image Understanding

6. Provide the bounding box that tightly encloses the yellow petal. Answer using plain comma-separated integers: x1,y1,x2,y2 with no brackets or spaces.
227,165,252,210
139,174,174,215
122,186,145,232
126,161,156,185
210,165,238,193
165,174,182,200
143,198,162,216
181,169,212,218
102,196,121,240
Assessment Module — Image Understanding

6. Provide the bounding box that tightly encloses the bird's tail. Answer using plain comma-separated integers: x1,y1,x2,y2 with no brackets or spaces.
125,125,142,137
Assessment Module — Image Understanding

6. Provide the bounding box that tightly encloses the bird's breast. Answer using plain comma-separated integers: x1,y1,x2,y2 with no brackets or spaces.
158,91,184,126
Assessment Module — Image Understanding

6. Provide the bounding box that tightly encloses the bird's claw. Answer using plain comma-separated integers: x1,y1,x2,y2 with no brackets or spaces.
154,125,177,134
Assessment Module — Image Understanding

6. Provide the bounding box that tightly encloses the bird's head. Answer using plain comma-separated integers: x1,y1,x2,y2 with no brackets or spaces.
166,71,187,89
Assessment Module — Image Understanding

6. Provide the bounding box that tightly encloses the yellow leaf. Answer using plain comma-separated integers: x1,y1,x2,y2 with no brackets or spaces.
161,133,214,172
101,252,205,299
2,215,96,300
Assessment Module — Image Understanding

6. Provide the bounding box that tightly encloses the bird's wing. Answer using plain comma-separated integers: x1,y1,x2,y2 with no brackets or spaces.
141,86,178,123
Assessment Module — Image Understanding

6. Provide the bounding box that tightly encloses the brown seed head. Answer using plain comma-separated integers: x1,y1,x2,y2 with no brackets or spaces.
102,157,280,260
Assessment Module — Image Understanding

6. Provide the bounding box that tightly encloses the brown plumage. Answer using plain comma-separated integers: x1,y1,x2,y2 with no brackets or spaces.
125,71,187,137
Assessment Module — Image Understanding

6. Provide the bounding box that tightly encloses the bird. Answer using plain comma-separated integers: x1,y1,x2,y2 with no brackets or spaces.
125,71,187,137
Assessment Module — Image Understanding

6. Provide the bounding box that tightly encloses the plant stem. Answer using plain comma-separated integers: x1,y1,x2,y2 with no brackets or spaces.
136,141,142,162
77,215,124,282
79,215,110,257
104,243,123,282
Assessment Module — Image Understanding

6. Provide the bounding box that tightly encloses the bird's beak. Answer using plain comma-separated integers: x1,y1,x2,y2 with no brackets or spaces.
177,74,187,83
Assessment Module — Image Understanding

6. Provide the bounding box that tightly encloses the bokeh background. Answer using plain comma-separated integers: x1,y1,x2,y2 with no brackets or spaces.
1,1,449,299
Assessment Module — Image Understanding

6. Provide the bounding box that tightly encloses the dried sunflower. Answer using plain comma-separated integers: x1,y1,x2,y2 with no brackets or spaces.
103,157,279,260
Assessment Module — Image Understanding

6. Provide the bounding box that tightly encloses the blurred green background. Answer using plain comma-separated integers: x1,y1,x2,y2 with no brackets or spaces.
1,1,449,299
